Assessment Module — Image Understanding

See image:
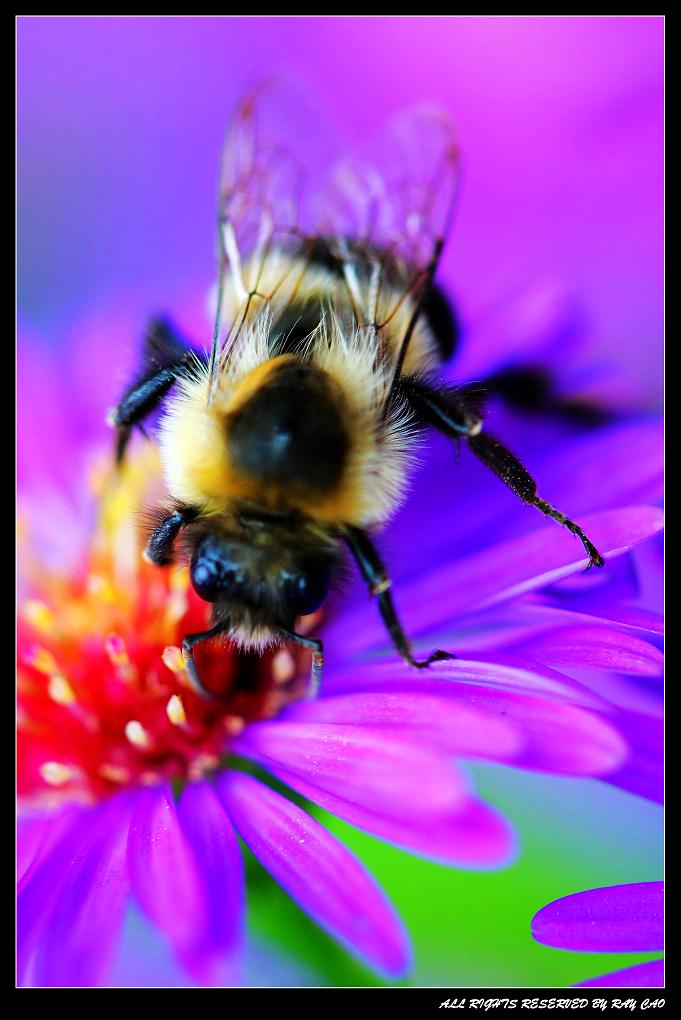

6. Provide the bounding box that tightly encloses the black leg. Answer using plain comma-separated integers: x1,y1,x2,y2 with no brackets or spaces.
403,377,605,568
181,619,232,699
107,319,199,464
344,526,455,668
144,504,200,565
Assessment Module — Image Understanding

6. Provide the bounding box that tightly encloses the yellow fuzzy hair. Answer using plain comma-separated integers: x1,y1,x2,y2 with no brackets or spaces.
159,250,440,529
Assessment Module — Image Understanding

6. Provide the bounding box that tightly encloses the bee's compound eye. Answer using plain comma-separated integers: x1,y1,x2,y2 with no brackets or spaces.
190,538,244,603
281,561,332,618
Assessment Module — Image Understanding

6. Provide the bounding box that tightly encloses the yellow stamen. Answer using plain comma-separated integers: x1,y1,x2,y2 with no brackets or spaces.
98,763,131,784
48,674,77,705
105,634,138,683
40,761,75,786
89,574,119,604
272,649,296,685
24,646,59,676
162,645,187,676
124,720,153,750
166,694,187,727
23,600,56,635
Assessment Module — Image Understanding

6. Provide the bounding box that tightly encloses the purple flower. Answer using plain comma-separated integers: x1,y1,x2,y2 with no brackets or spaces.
532,883,664,987
18,303,663,985
18,22,663,986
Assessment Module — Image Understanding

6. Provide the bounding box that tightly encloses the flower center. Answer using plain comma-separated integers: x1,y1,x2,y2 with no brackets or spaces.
17,449,315,806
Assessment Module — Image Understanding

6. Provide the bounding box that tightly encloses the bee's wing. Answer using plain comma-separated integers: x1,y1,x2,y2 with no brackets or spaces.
208,79,340,397
209,83,460,398
318,107,460,387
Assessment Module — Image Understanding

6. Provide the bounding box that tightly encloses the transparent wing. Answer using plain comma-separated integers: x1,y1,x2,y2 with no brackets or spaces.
209,82,460,397
208,79,338,395
317,107,460,385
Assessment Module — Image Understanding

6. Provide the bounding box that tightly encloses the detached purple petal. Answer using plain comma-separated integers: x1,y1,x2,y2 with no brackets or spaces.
532,882,663,952
218,772,412,977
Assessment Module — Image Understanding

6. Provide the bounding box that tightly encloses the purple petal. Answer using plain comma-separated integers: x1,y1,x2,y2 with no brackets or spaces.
532,882,663,952
218,772,411,977
17,812,58,883
578,959,664,987
327,506,664,659
31,793,134,987
324,667,627,777
175,782,244,985
503,625,664,677
127,784,209,959
281,690,521,761
515,420,664,520
603,710,663,804
517,596,664,637
234,721,469,818
386,422,663,583
18,798,125,985
327,653,606,709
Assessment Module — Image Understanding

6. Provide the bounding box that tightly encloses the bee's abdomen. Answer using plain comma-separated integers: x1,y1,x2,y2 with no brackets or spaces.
227,359,349,496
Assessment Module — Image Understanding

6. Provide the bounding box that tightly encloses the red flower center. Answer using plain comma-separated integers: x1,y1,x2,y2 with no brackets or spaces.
18,451,314,806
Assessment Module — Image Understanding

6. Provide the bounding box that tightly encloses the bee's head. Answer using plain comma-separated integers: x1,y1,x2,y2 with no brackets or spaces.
188,531,338,623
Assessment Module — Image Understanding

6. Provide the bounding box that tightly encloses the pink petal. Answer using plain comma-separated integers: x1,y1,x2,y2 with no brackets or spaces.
503,625,664,677
31,793,134,987
281,690,521,761
516,596,664,637
218,772,412,977
18,798,126,985
176,782,245,985
604,710,663,804
327,653,605,709
325,667,627,777
17,812,59,883
261,764,516,868
234,721,469,818
127,784,209,959
532,882,663,952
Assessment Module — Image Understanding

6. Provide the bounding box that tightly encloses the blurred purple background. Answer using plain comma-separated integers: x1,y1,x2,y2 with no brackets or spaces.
18,17,663,408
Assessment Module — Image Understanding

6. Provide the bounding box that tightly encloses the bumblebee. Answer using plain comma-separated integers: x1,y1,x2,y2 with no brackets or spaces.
109,83,604,698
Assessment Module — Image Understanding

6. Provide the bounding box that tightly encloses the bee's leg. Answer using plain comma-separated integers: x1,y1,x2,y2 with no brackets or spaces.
181,620,232,700
107,319,198,464
144,504,200,566
279,627,324,697
402,377,605,568
344,526,455,668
